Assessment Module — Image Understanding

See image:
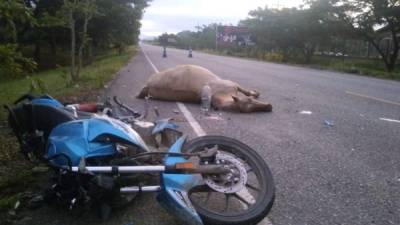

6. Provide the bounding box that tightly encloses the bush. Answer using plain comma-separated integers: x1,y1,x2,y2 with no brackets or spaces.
265,52,284,62
0,44,37,79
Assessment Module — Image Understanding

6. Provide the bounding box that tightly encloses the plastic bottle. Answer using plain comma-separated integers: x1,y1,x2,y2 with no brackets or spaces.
201,84,211,115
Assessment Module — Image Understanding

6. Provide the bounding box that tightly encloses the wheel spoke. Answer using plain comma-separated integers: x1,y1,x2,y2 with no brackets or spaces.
246,183,260,192
202,191,212,206
234,187,256,207
221,194,231,212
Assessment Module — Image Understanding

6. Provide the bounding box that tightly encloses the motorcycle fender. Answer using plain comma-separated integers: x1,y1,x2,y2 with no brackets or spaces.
157,136,204,225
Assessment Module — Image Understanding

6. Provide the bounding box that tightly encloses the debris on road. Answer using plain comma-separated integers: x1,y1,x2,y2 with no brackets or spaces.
173,109,180,114
299,110,312,115
205,114,224,121
323,120,334,127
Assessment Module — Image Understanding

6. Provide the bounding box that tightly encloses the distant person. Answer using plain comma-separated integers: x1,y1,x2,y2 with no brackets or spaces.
162,46,167,58
188,47,193,58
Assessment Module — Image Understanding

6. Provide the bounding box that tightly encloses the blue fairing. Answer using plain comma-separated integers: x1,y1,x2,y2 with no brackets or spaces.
157,136,204,225
31,96,63,108
46,117,148,166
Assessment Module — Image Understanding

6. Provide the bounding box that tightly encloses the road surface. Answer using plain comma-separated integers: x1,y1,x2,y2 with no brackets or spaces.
24,44,400,225
109,44,400,225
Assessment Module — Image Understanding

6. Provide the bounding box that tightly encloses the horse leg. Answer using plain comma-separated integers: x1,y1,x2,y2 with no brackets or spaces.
237,86,260,98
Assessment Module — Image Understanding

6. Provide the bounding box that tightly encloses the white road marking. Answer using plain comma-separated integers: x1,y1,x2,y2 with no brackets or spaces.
140,45,272,225
142,47,159,73
176,102,206,136
379,118,400,123
346,91,400,107
141,46,206,137
299,110,312,115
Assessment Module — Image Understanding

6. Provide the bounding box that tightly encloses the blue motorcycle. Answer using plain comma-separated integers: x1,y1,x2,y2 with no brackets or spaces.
5,94,274,225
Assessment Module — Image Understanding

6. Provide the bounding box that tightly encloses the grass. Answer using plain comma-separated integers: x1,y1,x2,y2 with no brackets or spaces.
0,46,137,211
308,56,400,80
198,48,400,80
0,46,137,120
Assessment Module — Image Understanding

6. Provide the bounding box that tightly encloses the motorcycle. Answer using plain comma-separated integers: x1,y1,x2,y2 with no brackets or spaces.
4,94,275,225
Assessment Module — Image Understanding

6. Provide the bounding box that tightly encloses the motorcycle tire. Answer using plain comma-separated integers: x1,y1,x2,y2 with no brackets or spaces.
183,135,275,225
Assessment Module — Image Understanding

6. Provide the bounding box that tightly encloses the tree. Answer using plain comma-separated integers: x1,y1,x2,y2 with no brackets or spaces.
326,0,400,71
60,0,96,81
1,0,150,80
295,2,344,63
26,0,67,67
0,44,36,77
194,24,218,49
0,0,34,43
176,30,197,48
0,0,36,78
89,0,150,54
241,7,302,62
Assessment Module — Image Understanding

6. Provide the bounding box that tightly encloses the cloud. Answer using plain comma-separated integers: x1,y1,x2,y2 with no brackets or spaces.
140,0,303,38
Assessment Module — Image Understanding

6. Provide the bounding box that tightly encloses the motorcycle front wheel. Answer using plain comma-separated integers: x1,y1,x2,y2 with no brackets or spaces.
183,135,275,225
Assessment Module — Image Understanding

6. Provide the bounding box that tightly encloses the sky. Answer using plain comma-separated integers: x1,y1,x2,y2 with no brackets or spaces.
140,0,304,39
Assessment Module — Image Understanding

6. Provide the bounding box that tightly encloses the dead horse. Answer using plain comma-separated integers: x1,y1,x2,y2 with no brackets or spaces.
137,65,272,113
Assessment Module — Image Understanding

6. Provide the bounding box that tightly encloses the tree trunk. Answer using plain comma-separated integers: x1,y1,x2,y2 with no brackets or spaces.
387,25,399,73
367,38,391,71
387,46,399,72
69,9,77,81
303,43,316,64
77,17,90,77
365,29,399,72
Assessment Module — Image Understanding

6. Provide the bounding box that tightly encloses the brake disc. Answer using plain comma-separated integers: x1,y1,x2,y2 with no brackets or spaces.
203,151,248,194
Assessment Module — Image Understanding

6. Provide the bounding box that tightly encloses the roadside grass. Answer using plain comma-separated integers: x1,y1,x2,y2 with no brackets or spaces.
0,46,137,211
309,56,400,80
198,48,400,80
0,46,136,119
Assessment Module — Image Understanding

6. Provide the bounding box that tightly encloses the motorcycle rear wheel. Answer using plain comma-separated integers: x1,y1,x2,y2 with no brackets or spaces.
183,135,275,225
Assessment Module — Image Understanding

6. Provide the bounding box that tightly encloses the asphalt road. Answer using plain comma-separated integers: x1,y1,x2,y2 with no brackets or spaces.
25,44,398,225
107,44,400,225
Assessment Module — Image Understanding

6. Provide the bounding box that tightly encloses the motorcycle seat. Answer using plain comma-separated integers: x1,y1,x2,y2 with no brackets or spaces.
30,104,76,138
9,103,75,140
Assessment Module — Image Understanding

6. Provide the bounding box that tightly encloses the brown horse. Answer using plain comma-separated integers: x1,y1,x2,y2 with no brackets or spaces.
138,65,272,113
